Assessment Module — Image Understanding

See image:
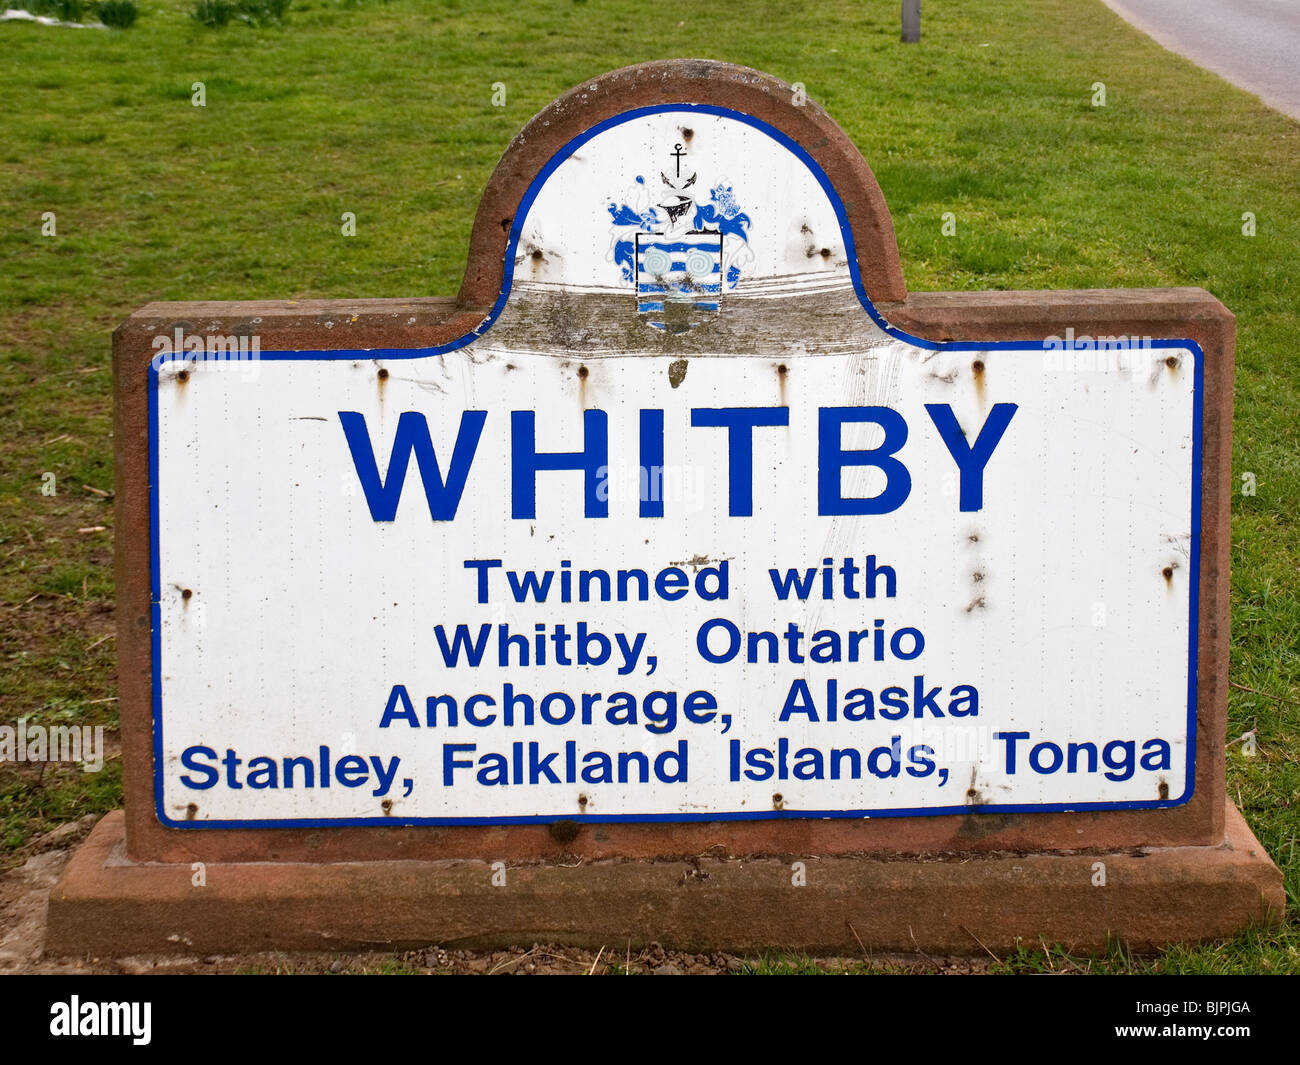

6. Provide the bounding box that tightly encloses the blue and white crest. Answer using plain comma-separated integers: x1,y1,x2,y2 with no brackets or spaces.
607,140,753,331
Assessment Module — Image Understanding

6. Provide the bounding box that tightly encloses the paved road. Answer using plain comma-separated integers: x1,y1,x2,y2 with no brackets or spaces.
1102,0,1300,121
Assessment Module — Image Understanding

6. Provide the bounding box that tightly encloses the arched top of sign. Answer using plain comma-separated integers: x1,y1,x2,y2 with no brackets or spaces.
459,60,907,322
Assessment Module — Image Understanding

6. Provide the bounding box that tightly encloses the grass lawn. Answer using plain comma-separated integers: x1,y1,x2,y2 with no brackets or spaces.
1,0,1296,973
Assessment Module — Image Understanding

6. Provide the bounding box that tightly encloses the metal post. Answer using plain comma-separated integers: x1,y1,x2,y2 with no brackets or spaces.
902,0,920,43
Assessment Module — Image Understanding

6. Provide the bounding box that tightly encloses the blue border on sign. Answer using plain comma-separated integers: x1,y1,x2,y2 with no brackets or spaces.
148,103,1203,828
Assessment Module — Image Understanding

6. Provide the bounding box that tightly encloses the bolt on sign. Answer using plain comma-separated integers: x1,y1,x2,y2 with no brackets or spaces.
142,94,1206,831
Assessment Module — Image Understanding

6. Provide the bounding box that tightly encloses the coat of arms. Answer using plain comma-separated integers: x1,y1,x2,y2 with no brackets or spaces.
608,140,754,332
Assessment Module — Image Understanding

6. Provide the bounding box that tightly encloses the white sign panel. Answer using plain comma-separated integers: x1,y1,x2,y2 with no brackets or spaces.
149,108,1200,827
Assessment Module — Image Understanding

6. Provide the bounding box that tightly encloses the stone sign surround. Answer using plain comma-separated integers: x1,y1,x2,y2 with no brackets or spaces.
48,60,1281,956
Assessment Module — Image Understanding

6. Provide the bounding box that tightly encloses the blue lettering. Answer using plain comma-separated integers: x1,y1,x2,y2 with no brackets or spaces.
511,409,609,519
339,410,485,521
690,406,788,516
818,407,911,515
924,402,1017,511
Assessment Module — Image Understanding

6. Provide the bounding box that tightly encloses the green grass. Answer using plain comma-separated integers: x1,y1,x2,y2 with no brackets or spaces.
1,0,1297,971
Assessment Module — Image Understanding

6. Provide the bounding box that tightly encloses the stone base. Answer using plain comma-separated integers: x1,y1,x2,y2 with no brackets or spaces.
46,803,1283,957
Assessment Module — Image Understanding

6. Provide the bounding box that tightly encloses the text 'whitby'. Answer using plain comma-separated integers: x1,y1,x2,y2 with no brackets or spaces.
338,403,1018,520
